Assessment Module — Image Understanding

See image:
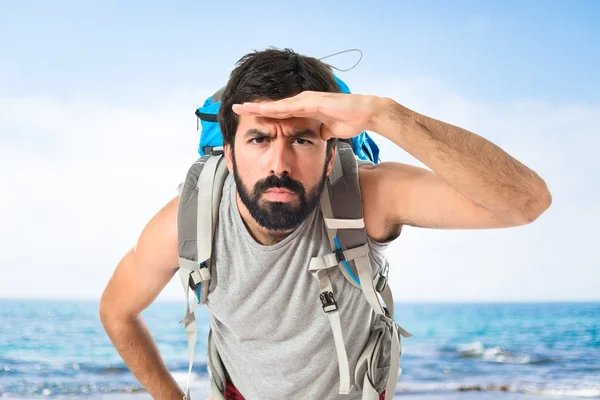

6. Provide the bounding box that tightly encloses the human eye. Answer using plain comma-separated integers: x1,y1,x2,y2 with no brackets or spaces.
249,136,268,145
293,138,312,146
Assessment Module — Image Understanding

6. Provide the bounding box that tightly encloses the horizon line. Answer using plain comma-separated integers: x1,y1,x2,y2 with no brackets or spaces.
1,296,599,305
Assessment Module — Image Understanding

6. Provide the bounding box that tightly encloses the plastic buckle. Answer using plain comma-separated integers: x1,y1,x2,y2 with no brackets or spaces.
188,261,208,290
201,146,224,156
320,291,338,313
383,306,391,319
334,248,345,263
210,146,224,156
188,272,200,291
375,274,388,293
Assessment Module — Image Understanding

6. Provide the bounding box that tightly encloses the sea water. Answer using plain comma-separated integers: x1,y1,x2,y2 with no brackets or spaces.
1,300,598,399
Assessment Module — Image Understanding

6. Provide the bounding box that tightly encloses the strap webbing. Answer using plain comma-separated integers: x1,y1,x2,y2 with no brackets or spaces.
327,304,351,394
385,324,400,400
380,284,394,319
207,330,227,393
178,257,200,272
201,156,229,304
309,243,371,272
318,145,412,399
318,185,363,289
308,264,351,395
354,255,386,315
178,274,197,400
197,155,221,263
329,151,344,185
380,284,412,339
179,154,227,400
324,217,365,230
361,373,380,400
319,185,337,249
380,284,411,400
186,156,220,399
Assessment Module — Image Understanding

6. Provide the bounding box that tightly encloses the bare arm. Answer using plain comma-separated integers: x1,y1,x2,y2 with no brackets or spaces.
99,196,184,400
361,97,551,240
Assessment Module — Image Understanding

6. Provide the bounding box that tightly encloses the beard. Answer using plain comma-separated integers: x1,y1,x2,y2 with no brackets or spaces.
232,152,328,232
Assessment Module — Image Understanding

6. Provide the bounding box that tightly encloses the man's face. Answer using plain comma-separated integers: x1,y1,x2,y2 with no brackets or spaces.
225,114,335,232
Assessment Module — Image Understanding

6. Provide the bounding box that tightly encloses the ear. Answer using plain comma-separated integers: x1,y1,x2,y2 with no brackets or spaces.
224,143,234,173
325,144,337,176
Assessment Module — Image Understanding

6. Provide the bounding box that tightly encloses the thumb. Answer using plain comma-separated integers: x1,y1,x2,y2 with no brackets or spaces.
320,123,335,141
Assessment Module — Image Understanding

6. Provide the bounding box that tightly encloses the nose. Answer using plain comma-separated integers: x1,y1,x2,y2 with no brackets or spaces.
268,139,293,176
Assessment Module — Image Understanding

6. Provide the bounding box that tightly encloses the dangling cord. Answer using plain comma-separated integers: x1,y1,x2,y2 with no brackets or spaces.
319,48,363,72
320,49,380,161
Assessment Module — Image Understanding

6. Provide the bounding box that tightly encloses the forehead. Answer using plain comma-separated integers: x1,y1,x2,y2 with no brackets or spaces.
236,115,321,137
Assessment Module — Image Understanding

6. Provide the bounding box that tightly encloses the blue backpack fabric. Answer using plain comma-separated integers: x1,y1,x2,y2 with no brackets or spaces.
194,75,380,164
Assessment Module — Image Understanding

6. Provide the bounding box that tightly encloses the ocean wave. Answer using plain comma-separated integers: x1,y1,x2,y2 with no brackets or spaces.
397,381,600,397
396,381,515,393
0,370,208,397
3,369,600,398
522,385,600,398
0,381,146,397
0,359,210,397
452,340,553,364
0,358,208,377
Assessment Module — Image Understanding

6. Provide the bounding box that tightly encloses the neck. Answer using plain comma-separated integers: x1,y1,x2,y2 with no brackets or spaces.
235,194,294,246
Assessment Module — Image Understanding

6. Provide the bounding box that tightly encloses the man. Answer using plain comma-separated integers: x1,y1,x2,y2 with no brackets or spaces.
99,48,551,400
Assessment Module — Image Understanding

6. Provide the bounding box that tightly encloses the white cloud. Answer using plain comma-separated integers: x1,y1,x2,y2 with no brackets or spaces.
0,78,598,302
0,88,210,299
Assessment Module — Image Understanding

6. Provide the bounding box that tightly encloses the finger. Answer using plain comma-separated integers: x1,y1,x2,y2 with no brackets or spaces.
232,104,294,119
232,102,317,119
232,92,318,117
320,123,334,141
232,103,262,115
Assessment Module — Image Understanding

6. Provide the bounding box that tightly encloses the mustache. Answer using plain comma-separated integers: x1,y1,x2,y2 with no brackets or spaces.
254,174,305,196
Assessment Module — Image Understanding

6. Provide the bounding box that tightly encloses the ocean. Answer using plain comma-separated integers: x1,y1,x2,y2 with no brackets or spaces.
0,299,598,399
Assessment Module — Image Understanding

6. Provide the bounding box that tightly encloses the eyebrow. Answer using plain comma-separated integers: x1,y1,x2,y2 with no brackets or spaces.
242,128,320,140
243,128,270,139
289,129,320,140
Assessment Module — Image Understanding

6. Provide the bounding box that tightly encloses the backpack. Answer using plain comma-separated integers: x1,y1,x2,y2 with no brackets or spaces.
176,75,411,400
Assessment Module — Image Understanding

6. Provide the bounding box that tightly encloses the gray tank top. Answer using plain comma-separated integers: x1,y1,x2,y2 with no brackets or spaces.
206,174,391,400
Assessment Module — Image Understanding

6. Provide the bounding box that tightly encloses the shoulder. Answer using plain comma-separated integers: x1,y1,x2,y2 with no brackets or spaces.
134,195,181,271
99,195,180,320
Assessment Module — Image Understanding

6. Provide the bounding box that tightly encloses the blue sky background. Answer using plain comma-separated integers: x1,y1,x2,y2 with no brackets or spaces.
1,1,598,302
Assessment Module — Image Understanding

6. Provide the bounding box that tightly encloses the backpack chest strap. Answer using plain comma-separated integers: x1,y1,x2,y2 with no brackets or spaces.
309,243,370,271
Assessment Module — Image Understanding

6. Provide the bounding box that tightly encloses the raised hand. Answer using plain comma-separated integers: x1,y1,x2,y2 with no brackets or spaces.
231,91,381,140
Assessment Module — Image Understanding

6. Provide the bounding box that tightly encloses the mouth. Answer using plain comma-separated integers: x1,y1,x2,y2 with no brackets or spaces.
263,188,297,202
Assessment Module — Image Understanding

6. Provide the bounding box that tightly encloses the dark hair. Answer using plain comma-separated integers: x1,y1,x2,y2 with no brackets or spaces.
218,47,340,154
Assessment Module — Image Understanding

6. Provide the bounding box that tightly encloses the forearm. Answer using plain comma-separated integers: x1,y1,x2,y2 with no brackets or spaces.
101,315,184,400
370,97,552,223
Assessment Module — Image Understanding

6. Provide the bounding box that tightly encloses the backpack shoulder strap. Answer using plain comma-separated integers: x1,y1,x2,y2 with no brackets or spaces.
318,141,389,314
309,141,411,399
177,148,228,304
176,148,228,400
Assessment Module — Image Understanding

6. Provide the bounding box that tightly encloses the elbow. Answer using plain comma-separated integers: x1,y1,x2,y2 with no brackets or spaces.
516,183,553,225
99,280,142,332
98,290,112,328
99,294,136,339
98,286,126,330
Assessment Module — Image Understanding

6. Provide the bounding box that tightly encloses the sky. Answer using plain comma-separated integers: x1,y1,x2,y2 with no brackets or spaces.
0,0,598,303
